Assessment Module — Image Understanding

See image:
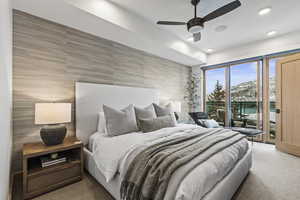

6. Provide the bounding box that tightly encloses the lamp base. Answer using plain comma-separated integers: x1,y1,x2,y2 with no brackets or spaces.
40,124,67,146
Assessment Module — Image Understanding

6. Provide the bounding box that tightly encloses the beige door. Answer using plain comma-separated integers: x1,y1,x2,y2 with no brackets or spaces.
276,53,300,156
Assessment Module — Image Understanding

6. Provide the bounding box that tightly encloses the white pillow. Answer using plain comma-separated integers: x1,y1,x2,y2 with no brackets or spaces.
202,119,220,128
97,112,107,133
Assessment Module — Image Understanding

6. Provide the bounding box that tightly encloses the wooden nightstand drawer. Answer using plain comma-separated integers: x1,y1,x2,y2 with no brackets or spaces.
27,163,81,193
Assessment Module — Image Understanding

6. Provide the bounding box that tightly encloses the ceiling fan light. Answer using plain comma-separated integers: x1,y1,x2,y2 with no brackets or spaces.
267,31,277,37
188,25,203,34
259,7,272,16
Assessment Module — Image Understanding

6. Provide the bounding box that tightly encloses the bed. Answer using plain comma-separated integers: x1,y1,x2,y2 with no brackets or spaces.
76,82,252,200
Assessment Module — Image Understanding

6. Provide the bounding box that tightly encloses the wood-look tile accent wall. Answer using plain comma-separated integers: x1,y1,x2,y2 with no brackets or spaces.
13,10,191,171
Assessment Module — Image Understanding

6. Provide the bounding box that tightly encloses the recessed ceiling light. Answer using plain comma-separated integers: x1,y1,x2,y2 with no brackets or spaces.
267,31,277,37
259,7,272,16
207,49,214,53
215,25,228,32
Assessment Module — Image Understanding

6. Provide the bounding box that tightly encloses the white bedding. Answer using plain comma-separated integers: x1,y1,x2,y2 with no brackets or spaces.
90,124,249,200
90,124,198,181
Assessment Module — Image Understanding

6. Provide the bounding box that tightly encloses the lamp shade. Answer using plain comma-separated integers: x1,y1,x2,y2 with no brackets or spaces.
35,103,71,125
171,101,181,113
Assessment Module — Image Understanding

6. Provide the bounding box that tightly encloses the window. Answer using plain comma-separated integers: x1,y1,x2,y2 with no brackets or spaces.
268,58,281,141
204,51,300,144
205,68,226,126
230,61,262,129
205,61,262,129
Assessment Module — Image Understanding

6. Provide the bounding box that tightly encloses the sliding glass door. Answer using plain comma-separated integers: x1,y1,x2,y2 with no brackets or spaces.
205,68,226,126
265,57,284,143
269,58,277,141
203,52,300,144
204,61,263,133
230,61,262,129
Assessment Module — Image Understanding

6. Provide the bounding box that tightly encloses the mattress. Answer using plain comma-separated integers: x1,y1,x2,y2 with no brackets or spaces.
85,125,252,200
88,131,102,151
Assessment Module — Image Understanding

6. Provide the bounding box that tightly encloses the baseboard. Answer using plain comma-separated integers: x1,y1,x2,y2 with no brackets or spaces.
10,171,23,200
8,173,13,200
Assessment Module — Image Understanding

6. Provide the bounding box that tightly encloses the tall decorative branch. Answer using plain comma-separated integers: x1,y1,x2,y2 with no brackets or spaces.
184,73,201,112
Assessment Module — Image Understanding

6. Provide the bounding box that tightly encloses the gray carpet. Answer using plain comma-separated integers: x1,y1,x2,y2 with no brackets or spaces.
13,142,300,200
234,142,300,200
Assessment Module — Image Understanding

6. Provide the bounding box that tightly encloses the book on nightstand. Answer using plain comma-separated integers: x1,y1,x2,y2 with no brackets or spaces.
40,156,67,168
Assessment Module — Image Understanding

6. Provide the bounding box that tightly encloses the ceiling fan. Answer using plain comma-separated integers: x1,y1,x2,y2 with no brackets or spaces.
157,0,241,42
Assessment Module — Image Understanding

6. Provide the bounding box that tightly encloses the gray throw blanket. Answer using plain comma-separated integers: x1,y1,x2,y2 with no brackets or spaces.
120,128,246,200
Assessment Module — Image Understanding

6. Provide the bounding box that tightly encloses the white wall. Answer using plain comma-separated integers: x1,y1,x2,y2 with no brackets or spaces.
206,30,300,66
0,0,13,199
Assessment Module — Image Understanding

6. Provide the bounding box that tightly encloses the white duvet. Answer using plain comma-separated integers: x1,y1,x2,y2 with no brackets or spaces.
90,124,249,200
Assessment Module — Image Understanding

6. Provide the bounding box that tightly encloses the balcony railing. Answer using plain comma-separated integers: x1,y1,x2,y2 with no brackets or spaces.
206,101,276,135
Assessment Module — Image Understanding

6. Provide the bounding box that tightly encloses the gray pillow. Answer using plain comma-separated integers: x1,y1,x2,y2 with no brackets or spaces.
153,103,177,124
139,115,176,133
103,104,139,137
134,105,157,129
153,103,173,117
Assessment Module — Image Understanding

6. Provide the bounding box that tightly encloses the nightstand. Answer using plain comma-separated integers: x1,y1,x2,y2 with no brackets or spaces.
22,137,83,199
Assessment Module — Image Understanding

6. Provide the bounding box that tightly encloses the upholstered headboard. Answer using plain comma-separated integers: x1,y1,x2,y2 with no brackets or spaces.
75,82,159,145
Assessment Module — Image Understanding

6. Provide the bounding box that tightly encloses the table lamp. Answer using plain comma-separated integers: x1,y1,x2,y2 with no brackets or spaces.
35,103,71,146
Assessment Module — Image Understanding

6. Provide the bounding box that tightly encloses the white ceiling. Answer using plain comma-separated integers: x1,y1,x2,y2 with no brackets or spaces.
109,0,300,53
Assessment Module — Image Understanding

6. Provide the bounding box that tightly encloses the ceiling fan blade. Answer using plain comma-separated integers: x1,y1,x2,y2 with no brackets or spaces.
157,21,186,25
193,32,201,42
203,0,241,22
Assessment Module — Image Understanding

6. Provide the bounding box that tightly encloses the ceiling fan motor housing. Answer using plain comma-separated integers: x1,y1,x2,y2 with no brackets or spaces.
191,0,200,6
187,18,204,34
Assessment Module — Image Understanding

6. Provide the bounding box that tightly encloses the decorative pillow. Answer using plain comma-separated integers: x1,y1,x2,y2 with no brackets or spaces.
195,119,206,127
153,103,177,124
134,105,157,129
153,103,173,116
97,112,107,133
103,104,139,137
200,119,220,128
139,115,176,133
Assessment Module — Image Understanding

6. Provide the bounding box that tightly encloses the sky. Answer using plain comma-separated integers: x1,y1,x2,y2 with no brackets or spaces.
269,59,276,77
206,59,277,95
